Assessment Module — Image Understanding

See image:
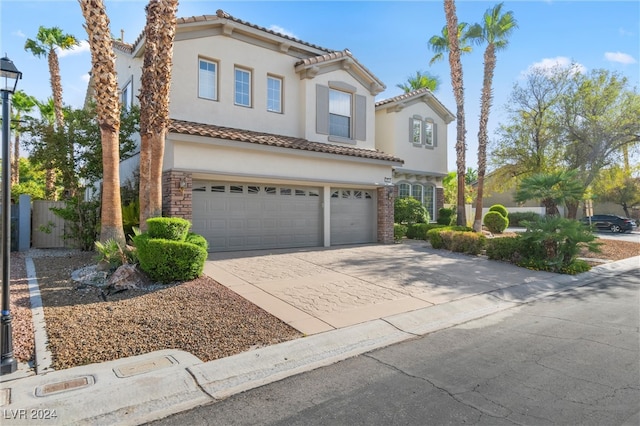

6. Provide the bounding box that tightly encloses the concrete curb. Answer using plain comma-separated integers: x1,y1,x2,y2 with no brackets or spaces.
25,257,54,375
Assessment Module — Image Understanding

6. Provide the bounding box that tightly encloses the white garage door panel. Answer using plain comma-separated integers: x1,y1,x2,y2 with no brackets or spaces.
192,182,322,251
330,189,377,245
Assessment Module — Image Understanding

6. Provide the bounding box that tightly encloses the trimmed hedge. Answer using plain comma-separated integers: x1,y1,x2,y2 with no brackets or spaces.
437,207,454,225
488,204,508,217
426,226,476,251
134,234,207,283
146,217,191,241
394,224,408,241
507,211,542,227
484,211,509,233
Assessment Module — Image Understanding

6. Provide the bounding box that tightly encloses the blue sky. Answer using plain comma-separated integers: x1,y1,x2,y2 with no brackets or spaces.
1,0,638,171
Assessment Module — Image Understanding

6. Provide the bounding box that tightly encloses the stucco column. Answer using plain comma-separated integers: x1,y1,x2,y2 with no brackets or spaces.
162,170,192,220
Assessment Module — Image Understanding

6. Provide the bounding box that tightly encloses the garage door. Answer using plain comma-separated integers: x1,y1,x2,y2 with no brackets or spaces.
192,182,322,251
330,188,377,245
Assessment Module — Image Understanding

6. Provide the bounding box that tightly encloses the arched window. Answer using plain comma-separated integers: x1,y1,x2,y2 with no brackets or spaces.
396,181,436,222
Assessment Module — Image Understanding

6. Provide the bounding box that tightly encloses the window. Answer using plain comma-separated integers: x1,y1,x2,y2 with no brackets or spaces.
397,182,436,222
398,183,411,198
235,67,251,107
424,120,434,146
316,84,366,141
199,59,217,100
267,76,282,113
329,89,351,138
411,118,421,145
409,117,437,147
411,184,424,203
121,80,133,110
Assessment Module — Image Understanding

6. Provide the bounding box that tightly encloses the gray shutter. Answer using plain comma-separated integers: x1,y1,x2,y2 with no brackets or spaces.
354,94,366,141
432,123,437,146
408,117,414,144
316,85,329,135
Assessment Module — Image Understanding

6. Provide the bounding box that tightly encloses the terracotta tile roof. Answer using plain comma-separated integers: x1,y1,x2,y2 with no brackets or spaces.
112,40,133,54
375,87,455,123
168,119,403,164
116,9,334,55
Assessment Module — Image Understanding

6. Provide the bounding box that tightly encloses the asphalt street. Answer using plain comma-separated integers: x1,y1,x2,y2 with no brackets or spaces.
150,269,640,426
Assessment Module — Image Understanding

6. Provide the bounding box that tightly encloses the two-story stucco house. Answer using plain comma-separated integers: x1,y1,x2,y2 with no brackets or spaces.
109,9,454,252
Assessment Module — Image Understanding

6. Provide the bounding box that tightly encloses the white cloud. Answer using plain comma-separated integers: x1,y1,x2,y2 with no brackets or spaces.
604,51,637,65
57,40,90,58
81,73,91,83
618,27,633,37
521,56,586,78
13,30,25,38
268,25,297,39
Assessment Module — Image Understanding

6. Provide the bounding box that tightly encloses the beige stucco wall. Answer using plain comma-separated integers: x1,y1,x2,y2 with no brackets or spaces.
164,134,393,188
375,100,449,176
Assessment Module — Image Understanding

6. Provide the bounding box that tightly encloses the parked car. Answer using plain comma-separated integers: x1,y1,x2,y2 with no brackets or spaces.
580,215,635,233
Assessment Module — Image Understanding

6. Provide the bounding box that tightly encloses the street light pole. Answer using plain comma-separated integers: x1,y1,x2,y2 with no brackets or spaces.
1,56,21,375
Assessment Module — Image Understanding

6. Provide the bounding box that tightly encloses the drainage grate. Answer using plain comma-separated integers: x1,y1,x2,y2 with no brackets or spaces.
35,376,95,397
113,355,178,378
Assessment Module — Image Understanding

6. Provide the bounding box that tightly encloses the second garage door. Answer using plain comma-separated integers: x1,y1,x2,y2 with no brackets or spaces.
330,188,377,245
192,182,322,251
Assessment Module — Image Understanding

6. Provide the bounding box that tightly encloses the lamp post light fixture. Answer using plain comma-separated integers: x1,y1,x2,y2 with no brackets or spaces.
1,55,21,375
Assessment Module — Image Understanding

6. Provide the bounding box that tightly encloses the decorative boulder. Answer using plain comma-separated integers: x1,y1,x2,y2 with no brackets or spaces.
106,264,151,291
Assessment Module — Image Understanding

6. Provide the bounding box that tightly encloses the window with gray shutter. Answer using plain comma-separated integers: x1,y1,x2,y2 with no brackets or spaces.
355,94,366,140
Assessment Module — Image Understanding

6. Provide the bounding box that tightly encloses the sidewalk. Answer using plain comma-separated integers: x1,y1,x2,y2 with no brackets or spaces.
1,243,638,425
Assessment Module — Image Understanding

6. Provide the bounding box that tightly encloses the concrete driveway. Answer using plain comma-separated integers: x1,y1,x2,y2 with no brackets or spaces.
204,240,558,335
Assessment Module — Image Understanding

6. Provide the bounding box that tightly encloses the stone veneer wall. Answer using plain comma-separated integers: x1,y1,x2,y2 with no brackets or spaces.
377,186,396,244
162,170,192,220
436,187,444,218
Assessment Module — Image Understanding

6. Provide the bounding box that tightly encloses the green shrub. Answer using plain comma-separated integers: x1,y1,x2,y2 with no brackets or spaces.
508,211,542,227
437,207,454,225
488,204,508,218
185,233,209,251
49,198,100,251
394,224,408,241
449,232,486,255
394,197,429,224
484,211,509,233
122,200,140,241
146,217,191,241
485,236,524,262
94,239,137,269
427,228,445,249
133,234,207,283
560,259,591,275
407,223,442,240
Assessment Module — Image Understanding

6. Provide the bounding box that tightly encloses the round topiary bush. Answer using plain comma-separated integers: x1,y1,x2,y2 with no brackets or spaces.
488,204,508,218
484,211,509,233
146,217,191,241
133,234,207,283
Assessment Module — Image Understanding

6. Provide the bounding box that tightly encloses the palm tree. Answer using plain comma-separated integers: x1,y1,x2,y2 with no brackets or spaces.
472,3,518,232
79,0,125,245
24,26,79,198
10,90,37,186
396,70,441,93
430,1,480,226
514,170,584,217
428,23,478,65
139,0,178,231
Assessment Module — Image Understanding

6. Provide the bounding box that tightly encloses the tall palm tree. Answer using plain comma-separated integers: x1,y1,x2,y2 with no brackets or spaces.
430,1,478,226
472,3,518,232
396,70,441,93
10,90,37,186
139,0,178,230
79,0,125,245
24,26,79,198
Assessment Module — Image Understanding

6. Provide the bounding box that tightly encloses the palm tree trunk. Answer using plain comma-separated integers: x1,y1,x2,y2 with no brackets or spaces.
473,45,496,231
444,0,467,226
100,127,124,242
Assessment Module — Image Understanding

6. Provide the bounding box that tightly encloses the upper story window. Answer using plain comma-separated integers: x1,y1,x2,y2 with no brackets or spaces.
235,67,252,107
267,75,282,113
121,79,133,110
329,89,352,138
409,116,437,148
199,59,218,101
316,83,366,143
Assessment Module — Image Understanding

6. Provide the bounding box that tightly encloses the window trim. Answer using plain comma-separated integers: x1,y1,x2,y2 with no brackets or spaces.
267,74,283,113
234,66,252,108
408,116,437,148
198,57,219,101
121,79,133,110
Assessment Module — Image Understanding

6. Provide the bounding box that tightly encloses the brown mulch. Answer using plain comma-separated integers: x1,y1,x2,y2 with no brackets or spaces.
8,237,639,371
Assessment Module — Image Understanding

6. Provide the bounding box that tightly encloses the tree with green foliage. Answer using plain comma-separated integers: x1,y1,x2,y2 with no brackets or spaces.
592,166,640,218
396,70,441,93
10,158,46,200
394,197,429,225
10,90,38,185
514,170,584,217
471,2,518,232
